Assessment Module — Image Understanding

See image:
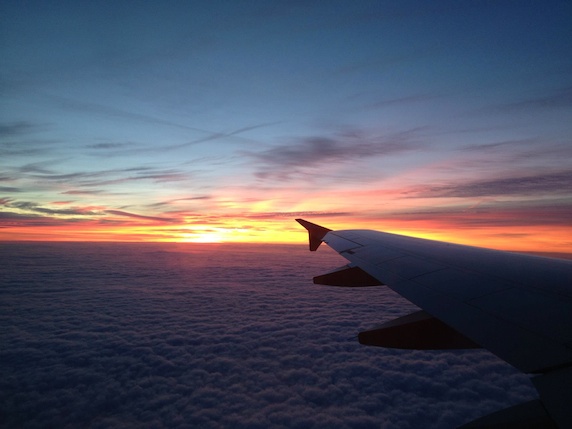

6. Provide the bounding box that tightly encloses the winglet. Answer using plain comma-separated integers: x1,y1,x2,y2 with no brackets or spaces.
296,219,332,251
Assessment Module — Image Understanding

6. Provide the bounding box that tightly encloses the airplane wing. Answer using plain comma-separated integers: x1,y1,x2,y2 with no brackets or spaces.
296,219,572,428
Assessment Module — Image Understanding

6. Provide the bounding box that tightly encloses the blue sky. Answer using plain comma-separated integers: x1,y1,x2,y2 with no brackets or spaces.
1,1,571,249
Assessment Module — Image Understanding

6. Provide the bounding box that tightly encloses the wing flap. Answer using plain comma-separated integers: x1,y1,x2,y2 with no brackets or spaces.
313,265,384,287
359,310,480,349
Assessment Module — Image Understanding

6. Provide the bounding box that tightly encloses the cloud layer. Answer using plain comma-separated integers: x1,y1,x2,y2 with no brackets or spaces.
0,243,536,428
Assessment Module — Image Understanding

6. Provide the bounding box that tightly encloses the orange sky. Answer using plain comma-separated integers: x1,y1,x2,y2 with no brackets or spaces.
2,207,571,255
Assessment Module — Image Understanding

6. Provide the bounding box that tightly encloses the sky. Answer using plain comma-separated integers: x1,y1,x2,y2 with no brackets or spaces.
1,1,571,251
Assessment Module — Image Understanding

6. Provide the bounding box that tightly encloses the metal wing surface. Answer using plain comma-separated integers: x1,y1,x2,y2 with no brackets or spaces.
296,219,572,428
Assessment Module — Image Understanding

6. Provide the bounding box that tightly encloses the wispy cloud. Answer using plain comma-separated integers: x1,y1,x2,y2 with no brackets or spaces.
46,95,272,150
164,122,279,151
460,138,540,153
48,95,212,134
0,198,180,230
0,211,81,227
87,142,138,150
368,93,439,109
147,196,212,208
0,121,39,137
0,122,58,157
247,130,422,181
24,166,191,188
6,200,101,217
61,189,106,195
105,210,176,223
498,86,572,111
18,160,62,174
387,200,572,228
0,186,21,192
241,211,352,219
0,145,56,157
411,171,572,198
77,171,189,187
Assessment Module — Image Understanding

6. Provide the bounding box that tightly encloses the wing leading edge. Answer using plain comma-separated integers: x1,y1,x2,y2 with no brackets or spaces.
296,219,572,428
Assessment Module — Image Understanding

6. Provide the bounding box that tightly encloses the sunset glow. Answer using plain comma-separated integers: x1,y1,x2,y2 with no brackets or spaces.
1,2,571,253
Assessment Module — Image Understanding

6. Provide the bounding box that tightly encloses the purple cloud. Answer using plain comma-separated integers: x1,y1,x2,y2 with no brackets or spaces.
88,142,138,150
247,130,422,181
0,121,38,137
242,211,353,219
378,200,572,230
412,171,572,198
0,186,21,192
6,200,100,216
105,210,176,223
24,166,191,188
498,86,572,111
61,189,106,195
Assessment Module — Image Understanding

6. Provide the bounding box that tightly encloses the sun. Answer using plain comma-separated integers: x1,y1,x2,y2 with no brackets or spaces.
189,233,223,243
174,225,233,243
180,230,224,243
